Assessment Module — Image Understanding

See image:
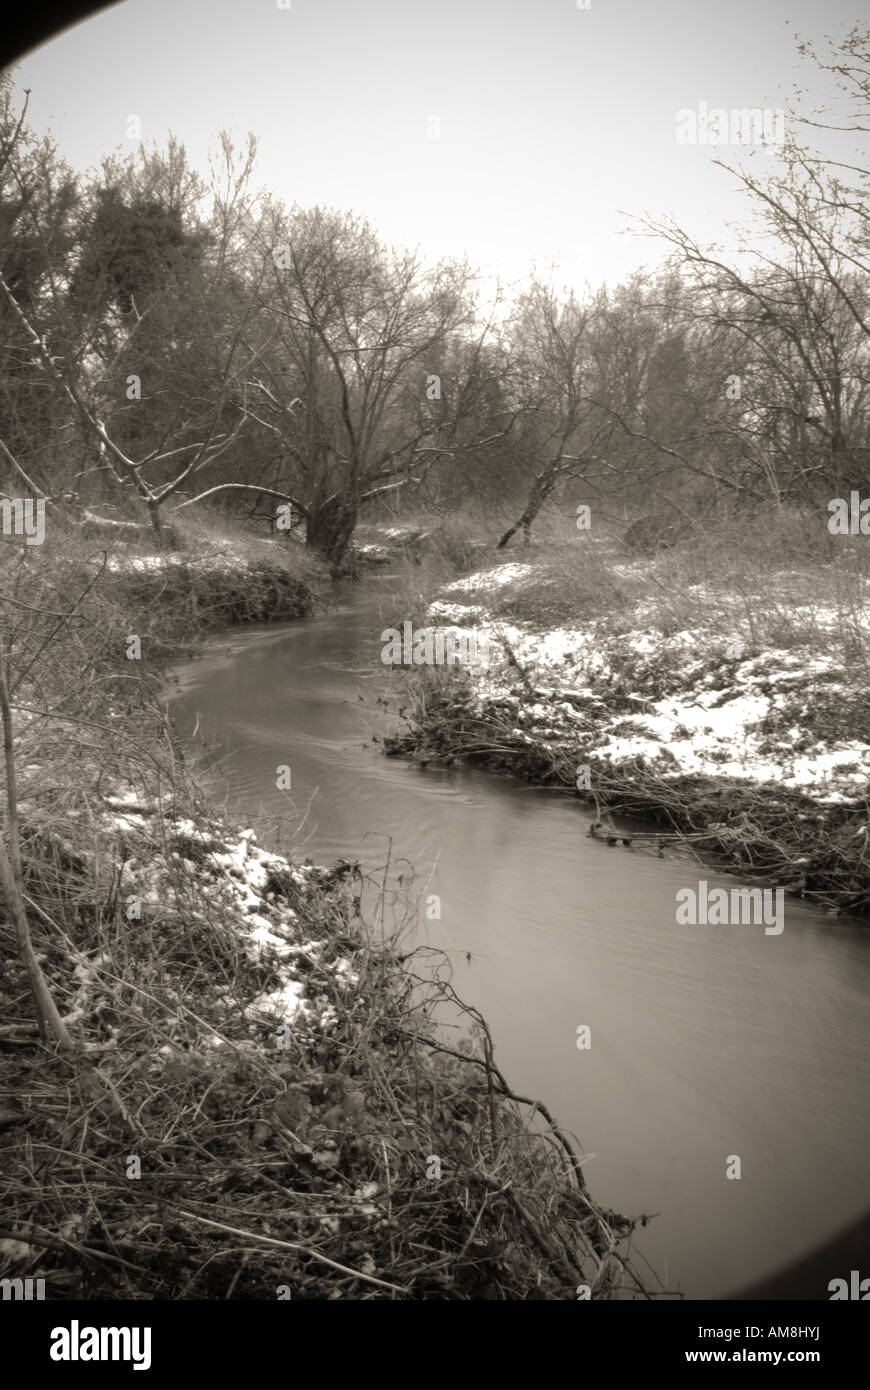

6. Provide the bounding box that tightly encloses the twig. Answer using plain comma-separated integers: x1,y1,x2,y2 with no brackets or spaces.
174,1209,409,1295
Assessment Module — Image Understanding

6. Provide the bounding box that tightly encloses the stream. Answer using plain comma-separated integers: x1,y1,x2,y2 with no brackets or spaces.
168,573,870,1299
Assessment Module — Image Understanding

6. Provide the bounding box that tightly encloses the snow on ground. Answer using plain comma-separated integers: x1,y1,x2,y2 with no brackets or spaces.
106,553,173,572
66,805,357,1044
380,526,428,541
428,600,488,621
441,562,536,594
355,543,393,562
106,549,253,574
426,567,870,805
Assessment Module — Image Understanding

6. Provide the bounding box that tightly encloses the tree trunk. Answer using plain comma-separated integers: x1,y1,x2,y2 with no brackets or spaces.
305,496,358,570
0,640,74,1050
497,472,554,550
147,499,179,550
147,499,167,547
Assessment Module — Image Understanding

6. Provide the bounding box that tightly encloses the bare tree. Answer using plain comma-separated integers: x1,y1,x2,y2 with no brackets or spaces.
235,204,503,564
632,25,870,504
497,281,616,548
0,635,73,1049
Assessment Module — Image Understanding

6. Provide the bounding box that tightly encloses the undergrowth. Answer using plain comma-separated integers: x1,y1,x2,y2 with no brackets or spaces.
0,512,655,1300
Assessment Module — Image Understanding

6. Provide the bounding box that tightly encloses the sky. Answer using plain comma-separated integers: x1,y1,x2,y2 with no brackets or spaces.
7,0,867,296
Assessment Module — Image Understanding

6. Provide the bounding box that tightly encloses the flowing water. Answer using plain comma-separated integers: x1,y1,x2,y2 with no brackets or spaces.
169,574,870,1299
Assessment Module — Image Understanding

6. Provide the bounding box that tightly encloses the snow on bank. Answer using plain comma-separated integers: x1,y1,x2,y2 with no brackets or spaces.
425,565,870,805
441,562,536,594
106,549,256,574
73,800,358,1045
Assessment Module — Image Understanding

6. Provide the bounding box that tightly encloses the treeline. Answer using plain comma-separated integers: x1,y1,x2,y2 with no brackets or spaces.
1,25,869,566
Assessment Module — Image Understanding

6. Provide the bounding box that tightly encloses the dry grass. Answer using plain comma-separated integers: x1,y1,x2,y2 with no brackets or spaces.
433,505,870,674
383,503,870,920
0,787,656,1299
0,512,657,1300
386,659,870,918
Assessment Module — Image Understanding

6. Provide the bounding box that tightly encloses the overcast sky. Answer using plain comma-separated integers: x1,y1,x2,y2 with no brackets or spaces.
7,0,865,294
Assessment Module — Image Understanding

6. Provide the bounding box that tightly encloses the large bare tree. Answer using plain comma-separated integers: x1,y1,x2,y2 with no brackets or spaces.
234,204,498,564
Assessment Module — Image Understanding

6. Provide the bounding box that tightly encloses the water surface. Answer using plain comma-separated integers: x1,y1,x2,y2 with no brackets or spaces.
169,577,870,1299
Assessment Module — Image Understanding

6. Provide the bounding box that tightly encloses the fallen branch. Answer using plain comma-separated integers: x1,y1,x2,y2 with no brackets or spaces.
174,1209,409,1295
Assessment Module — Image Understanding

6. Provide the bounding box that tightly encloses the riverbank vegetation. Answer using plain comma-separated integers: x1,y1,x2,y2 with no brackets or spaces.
381,503,870,919
0,522,654,1298
0,79,656,1301
2,19,870,1297
1,29,868,576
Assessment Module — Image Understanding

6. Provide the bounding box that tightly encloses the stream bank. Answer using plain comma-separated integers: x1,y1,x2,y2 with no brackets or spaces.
164,569,870,1300
0,534,646,1300
385,540,870,921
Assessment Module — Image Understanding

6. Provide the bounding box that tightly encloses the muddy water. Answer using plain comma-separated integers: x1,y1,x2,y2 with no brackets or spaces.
169,575,870,1299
